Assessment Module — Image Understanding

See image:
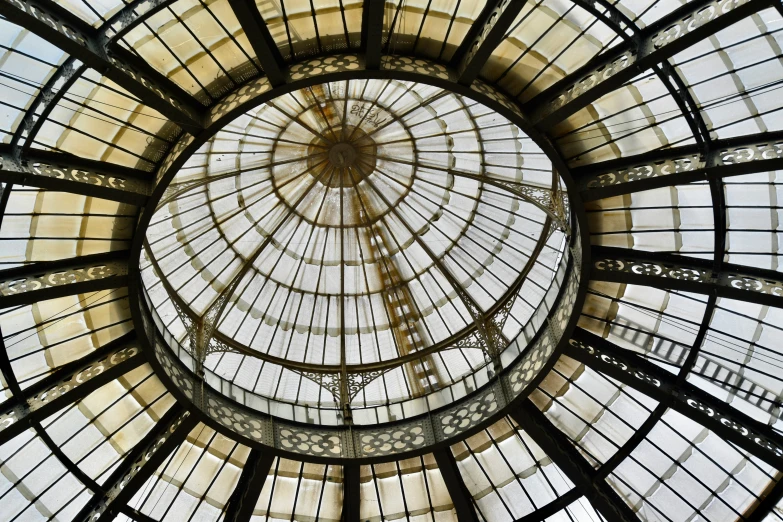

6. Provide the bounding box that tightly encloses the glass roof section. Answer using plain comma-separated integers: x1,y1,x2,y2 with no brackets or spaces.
142,77,567,411
1,0,783,521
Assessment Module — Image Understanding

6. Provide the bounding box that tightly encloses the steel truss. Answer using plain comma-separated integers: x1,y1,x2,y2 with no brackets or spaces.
0,250,129,308
0,0,204,131
433,449,480,522
590,245,783,309
0,151,151,206
452,0,527,86
0,0,780,519
525,0,776,131
568,327,783,470
222,450,276,522
74,405,197,522
0,332,143,446
511,401,641,522
575,131,783,201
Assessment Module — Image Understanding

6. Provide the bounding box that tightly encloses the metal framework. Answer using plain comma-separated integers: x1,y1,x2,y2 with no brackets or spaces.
453,0,528,86
342,464,361,522
0,250,129,308
525,0,775,131
223,450,276,522
226,0,286,86
362,0,385,69
511,401,641,522
75,405,197,522
0,151,151,206
590,246,783,309
0,333,143,446
0,0,204,131
567,328,783,470
433,449,480,522
0,0,782,518
575,131,783,201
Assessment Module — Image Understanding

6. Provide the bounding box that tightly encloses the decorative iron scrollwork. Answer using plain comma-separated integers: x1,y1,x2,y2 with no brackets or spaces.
0,260,128,297
585,154,703,189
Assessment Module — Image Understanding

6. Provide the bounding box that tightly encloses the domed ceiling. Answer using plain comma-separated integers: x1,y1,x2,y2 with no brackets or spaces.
0,0,782,522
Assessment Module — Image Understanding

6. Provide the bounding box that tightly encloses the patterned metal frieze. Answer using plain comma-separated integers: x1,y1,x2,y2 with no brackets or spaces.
381,55,451,81
0,404,25,437
355,418,435,458
568,338,663,389
0,153,150,196
100,0,169,42
0,260,128,298
649,0,752,51
594,256,713,282
457,0,512,76
716,139,783,166
276,424,346,458
289,54,361,81
678,389,783,460
570,332,783,468
593,254,783,300
27,343,141,412
435,380,505,440
207,76,271,125
540,50,634,118
83,408,193,521
584,153,704,190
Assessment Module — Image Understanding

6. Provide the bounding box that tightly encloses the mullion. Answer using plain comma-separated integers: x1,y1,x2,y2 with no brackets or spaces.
154,429,218,519
372,164,510,304
562,368,754,517
374,166,543,282
185,441,240,522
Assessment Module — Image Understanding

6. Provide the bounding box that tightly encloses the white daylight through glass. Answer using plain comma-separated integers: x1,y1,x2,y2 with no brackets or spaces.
0,1,782,522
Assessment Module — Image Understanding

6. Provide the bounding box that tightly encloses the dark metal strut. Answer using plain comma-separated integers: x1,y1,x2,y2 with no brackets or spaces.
568,327,783,470
0,250,129,308
0,0,204,131
510,401,641,521
590,246,783,310
0,332,144,446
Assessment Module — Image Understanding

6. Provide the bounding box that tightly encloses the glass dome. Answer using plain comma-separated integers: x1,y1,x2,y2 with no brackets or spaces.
141,77,571,419
0,0,782,521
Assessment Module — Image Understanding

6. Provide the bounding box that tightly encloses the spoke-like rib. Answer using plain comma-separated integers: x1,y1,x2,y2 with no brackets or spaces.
0,251,129,308
433,449,480,522
342,463,361,522
743,479,783,521
453,0,527,86
510,401,642,521
0,151,151,206
362,0,385,69
576,132,783,201
568,327,783,470
222,449,275,522
373,154,570,233
0,332,143,446
226,0,286,86
525,0,773,131
590,246,783,309
0,0,204,130
74,405,197,522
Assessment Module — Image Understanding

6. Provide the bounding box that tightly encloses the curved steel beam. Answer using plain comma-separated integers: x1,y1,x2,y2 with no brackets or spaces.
590,245,783,310
526,0,774,131
0,250,129,308
512,400,641,521
0,151,151,206
0,0,205,131
568,327,783,470
0,333,143,446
